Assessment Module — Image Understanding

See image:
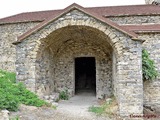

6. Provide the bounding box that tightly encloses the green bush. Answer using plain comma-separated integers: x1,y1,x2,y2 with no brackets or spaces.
0,91,19,111
0,70,47,111
142,49,158,81
59,90,69,100
0,69,16,83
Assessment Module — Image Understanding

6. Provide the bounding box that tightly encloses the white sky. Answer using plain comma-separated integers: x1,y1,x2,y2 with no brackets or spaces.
0,0,145,19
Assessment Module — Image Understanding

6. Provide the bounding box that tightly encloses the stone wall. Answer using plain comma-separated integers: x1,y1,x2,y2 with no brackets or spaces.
108,13,160,113
34,26,113,98
138,33,160,110
108,15,160,25
35,44,55,97
15,9,143,116
1,4,160,117
53,35,112,98
0,22,40,72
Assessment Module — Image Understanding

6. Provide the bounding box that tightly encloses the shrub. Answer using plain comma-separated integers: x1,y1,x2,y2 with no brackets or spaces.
0,70,48,111
59,90,69,100
0,70,16,83
142,49,158,81
0,90,19,111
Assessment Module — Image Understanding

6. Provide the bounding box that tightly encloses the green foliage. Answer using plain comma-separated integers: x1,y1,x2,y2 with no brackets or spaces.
89,97,117,116
89,100,112,115
0,70,47,111
142,49,158,81
9,116,19,120
59,90,69,100
52,105,57,109
0,70,16,83
0,91,19,111
89,106,105,115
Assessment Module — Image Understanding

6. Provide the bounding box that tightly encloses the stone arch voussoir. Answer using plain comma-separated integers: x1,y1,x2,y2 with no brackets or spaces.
33,19,124,60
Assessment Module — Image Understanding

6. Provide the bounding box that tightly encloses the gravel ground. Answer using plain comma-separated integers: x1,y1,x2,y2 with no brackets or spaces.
10,92,113,120
10,108,109,120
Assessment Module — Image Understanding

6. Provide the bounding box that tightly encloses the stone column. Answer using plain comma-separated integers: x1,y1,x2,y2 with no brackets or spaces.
116,40,143,117
16,41,36,93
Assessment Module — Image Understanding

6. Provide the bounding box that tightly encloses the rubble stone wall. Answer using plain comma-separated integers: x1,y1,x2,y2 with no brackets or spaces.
108,15,160,25
139,33,160,110
30,25,113,99
108,13,160,113
15,10,143,117
0,22,40,72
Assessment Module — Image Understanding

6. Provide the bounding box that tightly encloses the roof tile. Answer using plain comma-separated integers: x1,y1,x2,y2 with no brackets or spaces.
1,4,160,24
15,3,138,44
122,24,160,33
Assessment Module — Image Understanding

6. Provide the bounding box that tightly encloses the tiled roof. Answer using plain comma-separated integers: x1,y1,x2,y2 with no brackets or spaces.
122,24,160,33
0,4,160,24
87,4,160,17
14,3,138,44
0,10,62,24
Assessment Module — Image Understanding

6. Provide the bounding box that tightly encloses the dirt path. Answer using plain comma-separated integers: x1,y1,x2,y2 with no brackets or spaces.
10,92,111,120
57,92,98,117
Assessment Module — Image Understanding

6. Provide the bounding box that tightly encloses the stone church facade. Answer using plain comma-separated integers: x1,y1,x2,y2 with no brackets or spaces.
0,0,160,117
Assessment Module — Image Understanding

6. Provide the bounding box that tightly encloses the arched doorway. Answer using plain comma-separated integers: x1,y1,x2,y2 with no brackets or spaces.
15,7,143,116
35,26,113,99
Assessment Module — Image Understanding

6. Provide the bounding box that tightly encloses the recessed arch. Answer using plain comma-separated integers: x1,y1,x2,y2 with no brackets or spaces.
32,17,125,60
35,25,113,99
15,8,143,116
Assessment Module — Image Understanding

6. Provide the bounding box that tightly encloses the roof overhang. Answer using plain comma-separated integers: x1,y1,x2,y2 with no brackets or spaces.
122,24,160,33
13,3,139,45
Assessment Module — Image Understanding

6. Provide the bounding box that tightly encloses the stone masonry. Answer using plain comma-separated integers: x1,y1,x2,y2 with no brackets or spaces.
34,25,113,98
0,22,40,71
139,33,160,111
15,9,143,117
110,13,160,112
0,2,160,117
109,15,160,25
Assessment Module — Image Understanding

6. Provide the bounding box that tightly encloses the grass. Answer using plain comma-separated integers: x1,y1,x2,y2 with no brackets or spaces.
89,96,118,116
9,116,19,120
89,106,105,115
0,69,49,111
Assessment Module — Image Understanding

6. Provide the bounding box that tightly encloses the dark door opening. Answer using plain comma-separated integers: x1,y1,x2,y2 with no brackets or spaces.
75,57,96,94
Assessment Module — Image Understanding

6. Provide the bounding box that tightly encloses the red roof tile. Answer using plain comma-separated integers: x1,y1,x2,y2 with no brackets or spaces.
0,4,160,24
87,4,160,17
122,24,160,33
0,10,62,24
14,3,138,44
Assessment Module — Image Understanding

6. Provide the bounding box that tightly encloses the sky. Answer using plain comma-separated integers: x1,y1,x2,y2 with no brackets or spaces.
0,0,145,19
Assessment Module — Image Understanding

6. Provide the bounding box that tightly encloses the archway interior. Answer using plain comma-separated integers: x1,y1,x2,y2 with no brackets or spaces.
75,57,96,95
35,25,113,98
